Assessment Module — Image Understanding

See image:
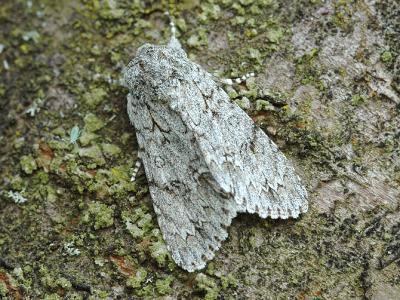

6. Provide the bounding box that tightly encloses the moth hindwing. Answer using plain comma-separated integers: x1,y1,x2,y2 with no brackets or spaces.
123,18,308,272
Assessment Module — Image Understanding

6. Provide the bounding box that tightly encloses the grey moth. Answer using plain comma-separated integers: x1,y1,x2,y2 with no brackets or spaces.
122,17,308,272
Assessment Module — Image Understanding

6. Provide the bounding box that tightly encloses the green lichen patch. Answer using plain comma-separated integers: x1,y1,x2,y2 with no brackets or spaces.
96,1,125,20
235,96,251,110
199,2,221,22
195,273,220,300
255,99,275,111
79,131,99,146
39,266,73,294
44,294,63,300
380,51,393,63
295,48,324,89
83,113,105,133
0,280,8,298
351,94,367,106
265,27,284,44
123,206,154,238
78,145,106,167
82,201,114,230
221,273,238,290
126,267,147,289
148,232,170,267
85,166,135,199
82,87,107,108
187,28,208,49
331,0,355,32
155,275,174,295
122,206,173,269
101,143,121,158
20,154,37,174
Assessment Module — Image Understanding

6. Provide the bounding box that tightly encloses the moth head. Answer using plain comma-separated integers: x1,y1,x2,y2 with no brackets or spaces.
123,43,188,91
135,43,187,60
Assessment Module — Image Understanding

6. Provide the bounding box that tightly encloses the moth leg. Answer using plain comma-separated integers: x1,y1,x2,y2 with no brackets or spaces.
130,159,142,182
220,72,255,85
93,73,127,87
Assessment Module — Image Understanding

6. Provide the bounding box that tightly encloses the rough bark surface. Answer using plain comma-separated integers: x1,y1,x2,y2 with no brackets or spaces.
0,1,399,299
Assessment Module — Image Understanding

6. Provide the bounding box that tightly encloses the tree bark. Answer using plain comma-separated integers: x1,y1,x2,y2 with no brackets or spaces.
0,1,399,299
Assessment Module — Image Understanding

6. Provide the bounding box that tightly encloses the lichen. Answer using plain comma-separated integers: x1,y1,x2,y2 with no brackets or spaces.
380,51,393,63
78,145,106,166
63,241,81,256
79,131,99,146
187,28,208,49
155,275,174,295
82,201,114,230
235,96,251,109
20,154,37,174
44,294,63,300
255,99,275,111
220,273,238,290
126,267,147,289
351,94,367,106
6,190,28,204
149,232,170,267
195,273,220,300
123,206,154,237
83,113,105,133
83,87,107,108
0,281,8,298
101,143,121,158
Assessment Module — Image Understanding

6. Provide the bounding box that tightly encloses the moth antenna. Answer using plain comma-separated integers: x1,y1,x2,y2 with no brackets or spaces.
165,11,182,50
221,72,255,85
130,159,142,182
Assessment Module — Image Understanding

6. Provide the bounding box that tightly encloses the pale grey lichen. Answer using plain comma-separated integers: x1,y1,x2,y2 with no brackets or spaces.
22,30,40,43
7,190,28,204
63,241,81,256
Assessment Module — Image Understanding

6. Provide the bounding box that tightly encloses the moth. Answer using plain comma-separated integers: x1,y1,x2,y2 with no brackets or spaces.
122,17,308,272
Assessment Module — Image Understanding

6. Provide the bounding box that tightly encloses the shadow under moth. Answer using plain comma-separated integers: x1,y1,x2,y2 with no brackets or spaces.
122,16,308,272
